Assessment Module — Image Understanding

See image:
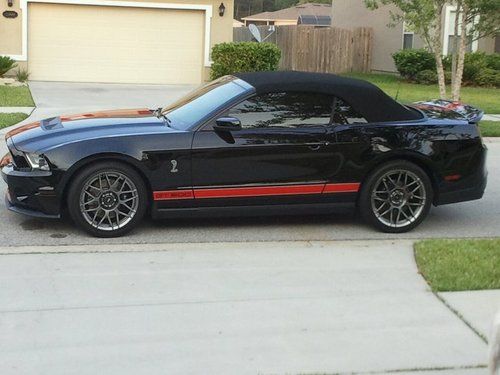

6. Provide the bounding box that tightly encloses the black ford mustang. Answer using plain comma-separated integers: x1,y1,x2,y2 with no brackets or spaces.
1,72,487,237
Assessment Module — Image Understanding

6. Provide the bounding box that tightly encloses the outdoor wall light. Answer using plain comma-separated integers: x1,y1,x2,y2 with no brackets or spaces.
8,0,14,7
218,2,225,17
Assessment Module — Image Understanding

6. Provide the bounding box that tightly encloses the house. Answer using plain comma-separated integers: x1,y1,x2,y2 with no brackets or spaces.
241,3,331,27
233,18,244,27
332,0,499,73
0,0,234,85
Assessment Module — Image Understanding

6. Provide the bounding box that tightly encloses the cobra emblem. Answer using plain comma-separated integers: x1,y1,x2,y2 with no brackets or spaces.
170,159,179,173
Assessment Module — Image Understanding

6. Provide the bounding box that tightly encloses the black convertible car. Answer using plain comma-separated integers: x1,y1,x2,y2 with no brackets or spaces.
1,72,487,237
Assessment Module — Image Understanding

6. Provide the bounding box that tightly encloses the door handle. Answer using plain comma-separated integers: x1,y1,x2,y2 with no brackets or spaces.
305,141,329,151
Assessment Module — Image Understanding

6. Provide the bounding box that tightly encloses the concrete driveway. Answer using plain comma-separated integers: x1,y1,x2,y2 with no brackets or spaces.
18,81,195,124
0,81,499,246
0,240,488,375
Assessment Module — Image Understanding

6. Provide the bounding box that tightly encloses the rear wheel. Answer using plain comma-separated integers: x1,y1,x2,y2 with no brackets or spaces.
359,160,433,233
67,161,148,237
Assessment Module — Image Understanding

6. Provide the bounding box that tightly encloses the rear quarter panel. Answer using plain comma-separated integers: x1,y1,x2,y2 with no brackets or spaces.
329,118,484,200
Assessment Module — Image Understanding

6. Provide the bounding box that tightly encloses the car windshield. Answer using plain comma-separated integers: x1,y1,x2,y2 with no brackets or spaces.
161,76,250,130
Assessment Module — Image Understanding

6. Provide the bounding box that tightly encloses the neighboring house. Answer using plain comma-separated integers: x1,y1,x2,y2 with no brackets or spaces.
332,0,499,73
241,3,331,27
233,18,244,27
0,0,234,85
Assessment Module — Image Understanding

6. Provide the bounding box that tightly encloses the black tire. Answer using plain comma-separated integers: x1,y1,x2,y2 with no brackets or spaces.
358,160,433,233
67,161,148,237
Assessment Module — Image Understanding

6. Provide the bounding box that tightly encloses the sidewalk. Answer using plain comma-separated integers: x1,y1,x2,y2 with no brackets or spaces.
483,114,500,121
0,106,34,114
0,240,490,375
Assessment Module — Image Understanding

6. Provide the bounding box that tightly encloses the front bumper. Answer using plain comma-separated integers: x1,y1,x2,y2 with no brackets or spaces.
2,165,61,218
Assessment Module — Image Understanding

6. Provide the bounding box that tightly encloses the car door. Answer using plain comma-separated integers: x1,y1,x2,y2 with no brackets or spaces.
190,91,337,206
323,96,371,185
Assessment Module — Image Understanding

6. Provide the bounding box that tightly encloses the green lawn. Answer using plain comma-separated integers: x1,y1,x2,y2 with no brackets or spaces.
0,113,28,129
414,239,500,292
0,86,35,107
479,121,500,137
343,72,500,114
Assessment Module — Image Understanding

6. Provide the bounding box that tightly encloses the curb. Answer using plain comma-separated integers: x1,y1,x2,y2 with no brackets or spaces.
0,107,35,115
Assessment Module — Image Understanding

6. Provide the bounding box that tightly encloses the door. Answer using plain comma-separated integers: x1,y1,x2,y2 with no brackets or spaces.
28,3,204,84
191,91,336,205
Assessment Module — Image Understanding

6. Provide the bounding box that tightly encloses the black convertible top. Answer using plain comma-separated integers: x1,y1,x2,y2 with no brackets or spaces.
234,71,422,123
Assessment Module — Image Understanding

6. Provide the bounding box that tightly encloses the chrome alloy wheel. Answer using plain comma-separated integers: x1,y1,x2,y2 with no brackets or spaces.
370,170,426,228
79,171,139,231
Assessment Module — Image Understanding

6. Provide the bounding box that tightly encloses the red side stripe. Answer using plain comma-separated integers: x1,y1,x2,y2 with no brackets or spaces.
153,183,360,201
153,190,194,200
194,184,325,199
323,182,361,193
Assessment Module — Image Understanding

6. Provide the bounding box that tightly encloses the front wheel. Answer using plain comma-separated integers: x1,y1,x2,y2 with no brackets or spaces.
67,161,148,237
359,160,433,233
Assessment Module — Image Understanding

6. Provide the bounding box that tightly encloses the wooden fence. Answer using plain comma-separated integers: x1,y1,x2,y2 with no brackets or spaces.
233,25,373,73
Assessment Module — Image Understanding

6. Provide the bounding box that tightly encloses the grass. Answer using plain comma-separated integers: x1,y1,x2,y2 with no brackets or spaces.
0,113,28,129
414,239,500,292
343,72,500,114
0,86,35,107
479,120,500,137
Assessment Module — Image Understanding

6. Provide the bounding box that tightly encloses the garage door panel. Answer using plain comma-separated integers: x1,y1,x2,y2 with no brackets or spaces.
28,3,204,84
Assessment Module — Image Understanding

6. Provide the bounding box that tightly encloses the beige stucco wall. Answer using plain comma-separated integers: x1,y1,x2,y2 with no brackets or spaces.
332,0,425,72
0,0,233,81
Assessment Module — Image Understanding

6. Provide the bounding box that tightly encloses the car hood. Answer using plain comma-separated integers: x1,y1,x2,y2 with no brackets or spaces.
6,108,177,153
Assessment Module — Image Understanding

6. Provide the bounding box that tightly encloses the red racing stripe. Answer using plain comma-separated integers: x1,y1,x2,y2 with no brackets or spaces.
323,182,361,193
194,184,325,199
153,182,360,201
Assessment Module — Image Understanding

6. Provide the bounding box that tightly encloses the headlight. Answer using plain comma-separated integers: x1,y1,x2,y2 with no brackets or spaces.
24,153,50,171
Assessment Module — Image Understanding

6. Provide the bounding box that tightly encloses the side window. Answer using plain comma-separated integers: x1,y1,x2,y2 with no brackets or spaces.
332,97,368,125
227,92,333,129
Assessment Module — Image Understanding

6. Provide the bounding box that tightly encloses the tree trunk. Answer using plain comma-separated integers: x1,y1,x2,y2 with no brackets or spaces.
452,4,469,101
432,4,447,99
451,2,461,91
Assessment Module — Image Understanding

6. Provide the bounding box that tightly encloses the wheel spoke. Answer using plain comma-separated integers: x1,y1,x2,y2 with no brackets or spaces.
371,169,426,229
80,170,140,231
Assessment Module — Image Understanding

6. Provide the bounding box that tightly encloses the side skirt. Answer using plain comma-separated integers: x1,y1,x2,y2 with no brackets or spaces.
151,202,356,220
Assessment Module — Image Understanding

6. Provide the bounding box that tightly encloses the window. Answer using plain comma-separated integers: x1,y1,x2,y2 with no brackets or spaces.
402,21,414,50
227,92,334,129
163,76,248,130
331,97,367,125
403,33,414,49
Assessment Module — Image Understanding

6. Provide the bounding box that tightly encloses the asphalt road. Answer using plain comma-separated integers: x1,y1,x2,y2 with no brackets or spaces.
0,141,498,247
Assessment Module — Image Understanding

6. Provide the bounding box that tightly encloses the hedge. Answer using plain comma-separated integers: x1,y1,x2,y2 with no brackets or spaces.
210,42,281,80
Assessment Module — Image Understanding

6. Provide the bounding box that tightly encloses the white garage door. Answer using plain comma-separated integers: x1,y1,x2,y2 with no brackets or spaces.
28,3,205,84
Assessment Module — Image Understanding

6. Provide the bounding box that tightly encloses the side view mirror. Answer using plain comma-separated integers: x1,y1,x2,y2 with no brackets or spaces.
214,117,242,132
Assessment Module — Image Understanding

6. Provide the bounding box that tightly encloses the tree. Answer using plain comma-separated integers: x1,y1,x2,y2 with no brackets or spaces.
450,0,500,100
365,0,500,101
365,0,448,98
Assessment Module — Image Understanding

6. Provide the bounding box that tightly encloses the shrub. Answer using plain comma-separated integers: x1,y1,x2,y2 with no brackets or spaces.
485,53,500,71
462,52,488,83
15,68,30,83
444,70,452,84
415,69,438,84
392,49,436,80
0,56,17,77
211,42,281,80
475,68,500,88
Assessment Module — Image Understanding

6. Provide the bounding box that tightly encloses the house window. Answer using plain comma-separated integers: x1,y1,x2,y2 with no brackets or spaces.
443,7,478,55
402,22,414,49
